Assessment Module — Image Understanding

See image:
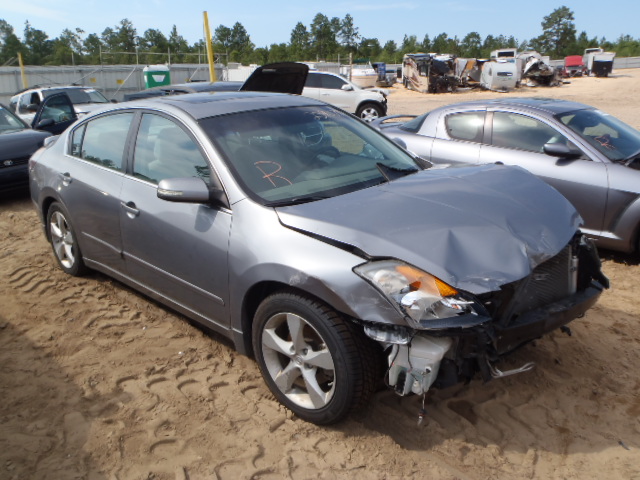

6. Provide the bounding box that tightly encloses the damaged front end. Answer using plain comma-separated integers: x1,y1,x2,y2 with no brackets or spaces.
357,233,608,398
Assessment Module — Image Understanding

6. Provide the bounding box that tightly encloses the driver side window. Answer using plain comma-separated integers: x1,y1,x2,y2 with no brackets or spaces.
492,112,572,153
133,114,210,185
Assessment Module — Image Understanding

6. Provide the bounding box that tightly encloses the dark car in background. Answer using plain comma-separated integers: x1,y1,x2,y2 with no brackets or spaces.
372,97,640,253
123,81,244,101
124,70,388,121
0,103,52,193
1,93,78,194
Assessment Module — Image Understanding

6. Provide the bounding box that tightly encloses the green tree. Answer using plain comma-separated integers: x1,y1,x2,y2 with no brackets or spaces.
139,28,169,63
23,22,53,64
421,34,431,52
83,33,102,63
168,25,189,61
339,14,360,53
310,13,337,60
534,6,576,58
290,22,310,60
400,34,419,55
381,40,398,63
0,19,24,65
460,32,482,58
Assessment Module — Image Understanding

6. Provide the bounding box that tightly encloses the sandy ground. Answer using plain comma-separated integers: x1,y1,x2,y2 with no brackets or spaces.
2,70,640,480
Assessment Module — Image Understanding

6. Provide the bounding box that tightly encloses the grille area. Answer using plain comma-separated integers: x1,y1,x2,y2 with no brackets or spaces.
483,244,574,326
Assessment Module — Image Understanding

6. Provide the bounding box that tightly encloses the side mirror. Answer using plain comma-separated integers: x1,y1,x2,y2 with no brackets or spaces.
543,142,583,159
157,177,228,208
341,84,354,91
392,137,408,149
110,99,118,103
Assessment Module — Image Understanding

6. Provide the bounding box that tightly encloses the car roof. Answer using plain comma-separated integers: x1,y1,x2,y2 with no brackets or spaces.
443,97,592,116
123,91,325,120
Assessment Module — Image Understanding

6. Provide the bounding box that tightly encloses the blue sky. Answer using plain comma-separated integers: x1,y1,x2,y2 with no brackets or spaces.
0,0,637,49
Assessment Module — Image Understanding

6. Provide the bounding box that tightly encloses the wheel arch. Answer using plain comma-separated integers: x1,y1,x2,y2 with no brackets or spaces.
238,281,359,358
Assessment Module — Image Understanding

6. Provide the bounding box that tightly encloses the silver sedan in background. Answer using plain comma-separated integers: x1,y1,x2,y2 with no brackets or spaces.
372,98,640,253
29,90,607,425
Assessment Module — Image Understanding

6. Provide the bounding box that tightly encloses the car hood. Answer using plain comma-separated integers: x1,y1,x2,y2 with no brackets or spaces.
276,164,581,294
0,128,51,160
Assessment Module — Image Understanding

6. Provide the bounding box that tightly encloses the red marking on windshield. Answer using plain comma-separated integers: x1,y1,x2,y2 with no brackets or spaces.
254,161,292,187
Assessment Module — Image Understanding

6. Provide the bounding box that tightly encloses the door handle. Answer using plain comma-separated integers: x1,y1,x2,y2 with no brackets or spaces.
121,201,140,218
60,172,72,186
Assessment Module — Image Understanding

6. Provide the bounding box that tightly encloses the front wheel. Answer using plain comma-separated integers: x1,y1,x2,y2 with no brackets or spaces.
46,202,88,276
356,103,384,123
252,291,380,425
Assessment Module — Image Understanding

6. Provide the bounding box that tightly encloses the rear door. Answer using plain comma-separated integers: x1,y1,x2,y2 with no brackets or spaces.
119,112,232,327
56,111,134,274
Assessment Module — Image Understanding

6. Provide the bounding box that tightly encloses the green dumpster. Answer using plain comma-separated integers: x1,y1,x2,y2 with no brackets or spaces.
143,65,171,89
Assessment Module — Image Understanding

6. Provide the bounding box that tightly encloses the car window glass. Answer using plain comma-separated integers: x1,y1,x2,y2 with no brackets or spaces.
133,114,210,184
492,112,569,153
44,88,109,104
0,106,26,131
445,112,484,142
39,95,75,123
8,98,18,113
77,113,133,170
559,109,640,162
201,105,420,205
18,94,33,114
70,124,86,157
305,73,322,88
321,75,347,89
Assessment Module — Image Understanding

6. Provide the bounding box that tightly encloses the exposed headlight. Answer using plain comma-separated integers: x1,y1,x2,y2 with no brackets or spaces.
355,260,477,328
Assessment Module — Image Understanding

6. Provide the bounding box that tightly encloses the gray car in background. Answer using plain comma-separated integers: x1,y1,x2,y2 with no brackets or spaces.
29,88,607,425
372,98,640,253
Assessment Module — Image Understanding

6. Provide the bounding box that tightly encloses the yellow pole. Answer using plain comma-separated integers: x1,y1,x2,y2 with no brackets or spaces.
203,12,217,82
18,52,28,89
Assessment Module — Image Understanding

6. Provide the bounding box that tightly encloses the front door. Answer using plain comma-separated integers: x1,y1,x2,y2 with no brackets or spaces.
119,112,232,327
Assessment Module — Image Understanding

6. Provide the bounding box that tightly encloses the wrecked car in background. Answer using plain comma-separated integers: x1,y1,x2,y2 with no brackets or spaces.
30,61,608,424
403,49,563,94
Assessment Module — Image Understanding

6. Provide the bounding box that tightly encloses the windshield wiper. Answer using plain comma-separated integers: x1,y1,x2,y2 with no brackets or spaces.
622,147,640,166
266,195,330,207
376,162,419,182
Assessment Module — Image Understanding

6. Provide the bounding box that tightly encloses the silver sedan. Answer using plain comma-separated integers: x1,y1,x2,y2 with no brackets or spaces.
29,91,606,425
373,97,640,253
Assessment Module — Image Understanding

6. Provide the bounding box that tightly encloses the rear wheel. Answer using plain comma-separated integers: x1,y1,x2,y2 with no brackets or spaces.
252,291,380,424
356,103,384,123
47,202,88,276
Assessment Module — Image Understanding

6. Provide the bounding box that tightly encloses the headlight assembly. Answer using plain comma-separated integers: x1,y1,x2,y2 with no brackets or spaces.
355,260,479,328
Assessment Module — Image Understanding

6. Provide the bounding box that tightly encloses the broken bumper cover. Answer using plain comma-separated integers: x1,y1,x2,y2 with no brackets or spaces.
490,282,603,355
384,279,605,395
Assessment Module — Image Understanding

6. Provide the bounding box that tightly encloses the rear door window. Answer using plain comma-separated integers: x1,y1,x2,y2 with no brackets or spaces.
444,112,485,143
72,113,134,170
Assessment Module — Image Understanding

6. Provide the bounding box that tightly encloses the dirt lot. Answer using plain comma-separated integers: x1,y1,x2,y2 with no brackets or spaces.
2,70,640,480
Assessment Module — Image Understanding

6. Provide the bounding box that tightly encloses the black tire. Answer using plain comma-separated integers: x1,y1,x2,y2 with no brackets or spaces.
356,103,384,123
46,202,88,276
252,290,380,425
